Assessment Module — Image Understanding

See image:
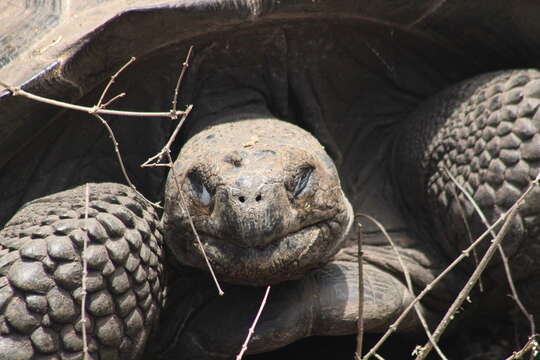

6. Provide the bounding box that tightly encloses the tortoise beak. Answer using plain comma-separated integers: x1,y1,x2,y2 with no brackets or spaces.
210,180,288,248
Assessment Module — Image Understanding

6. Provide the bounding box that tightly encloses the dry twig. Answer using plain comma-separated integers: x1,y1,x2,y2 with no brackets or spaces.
0,81,188,118
355,220,364,360
142,46,194,167
363,171,540,360
3,48,223,295
140,104,193,168
86,57,166,208
505,335,539,360
92,113,136,190
414,170,539,360
165,151,224,295
81,183,90,360
415,204,519,359
139,48,224,295
171,46,193,120
447,182,483,291
358,214,448,360
96,57,136,108
236,286,271,360
443,168,535,339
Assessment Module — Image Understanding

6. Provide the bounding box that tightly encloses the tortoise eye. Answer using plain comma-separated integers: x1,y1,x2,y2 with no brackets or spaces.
293,166,314,198
188,171,212,206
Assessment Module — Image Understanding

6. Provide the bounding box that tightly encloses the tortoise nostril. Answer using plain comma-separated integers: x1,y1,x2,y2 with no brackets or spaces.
239,196,246,203
255,194,262,202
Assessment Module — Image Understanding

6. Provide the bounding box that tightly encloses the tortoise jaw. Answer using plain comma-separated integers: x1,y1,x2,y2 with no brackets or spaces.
169,189,353,286
182,216,348,286
197,216,334,250
163,118,354,285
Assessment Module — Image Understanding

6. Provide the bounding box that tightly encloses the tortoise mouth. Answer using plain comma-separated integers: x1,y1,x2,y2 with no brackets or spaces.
197,217,331,249
177,214,349,286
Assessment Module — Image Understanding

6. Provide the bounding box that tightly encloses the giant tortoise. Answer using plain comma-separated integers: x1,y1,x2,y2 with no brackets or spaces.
1,1,540,359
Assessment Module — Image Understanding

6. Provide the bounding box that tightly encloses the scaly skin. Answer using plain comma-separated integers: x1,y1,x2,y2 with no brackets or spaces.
395,70,540,308
0,70,539,359
164,118,354,285
0,184,163,360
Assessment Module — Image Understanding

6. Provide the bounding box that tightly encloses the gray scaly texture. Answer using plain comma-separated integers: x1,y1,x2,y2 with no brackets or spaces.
0,183,164,360
396,69,540,309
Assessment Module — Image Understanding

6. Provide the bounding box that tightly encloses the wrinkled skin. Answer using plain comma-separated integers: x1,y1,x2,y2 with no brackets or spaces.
1,1,540,359
164,118,353,285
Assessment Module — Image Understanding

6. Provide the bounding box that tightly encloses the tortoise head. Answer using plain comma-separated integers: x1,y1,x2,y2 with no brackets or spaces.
163,118,353,285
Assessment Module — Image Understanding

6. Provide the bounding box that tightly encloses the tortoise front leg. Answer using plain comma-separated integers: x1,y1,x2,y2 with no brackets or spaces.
149,254,434,359
0,183,163,360
395,69,540,314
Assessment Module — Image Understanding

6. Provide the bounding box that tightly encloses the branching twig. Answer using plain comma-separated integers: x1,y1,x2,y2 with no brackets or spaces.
505,335,539,360
0,81,187,118
137,48,223,295
363,171,540,360
140,105,193,168
170,46,193,120
96,57,136,108
81,183,90,360
236,286,271,360
141,47,194,167
443,168,535,338
101,92,126,108
358,214,448,360
414,201,524,359
0,45,230,348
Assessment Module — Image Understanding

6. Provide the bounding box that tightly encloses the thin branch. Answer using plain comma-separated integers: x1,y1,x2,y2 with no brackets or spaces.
135,48,222,294
355,220,364,360
96,57,136,108
358,214,448,360
81,183,90,360
91,113,158,208
0,81,187,118
141,104,193,168
505,335,539,360
92,113,135,189
415,203,522,359
363,170,539,360
236,286,271,360
141,46,194,167
170,46,193,120
101,92,126,108
447,182,483,291
443,168,535,338
165,151,224,295
408,0,448,27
